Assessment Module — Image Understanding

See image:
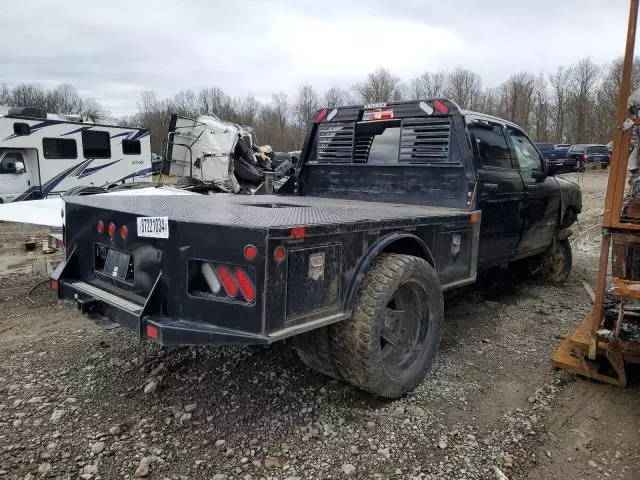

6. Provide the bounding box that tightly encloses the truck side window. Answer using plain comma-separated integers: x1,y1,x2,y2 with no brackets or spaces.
469,122,512,169
507,127,544,172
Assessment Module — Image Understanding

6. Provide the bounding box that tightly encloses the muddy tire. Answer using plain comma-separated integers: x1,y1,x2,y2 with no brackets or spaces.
330,254,443,398
541,238,572,283
293,327,342,380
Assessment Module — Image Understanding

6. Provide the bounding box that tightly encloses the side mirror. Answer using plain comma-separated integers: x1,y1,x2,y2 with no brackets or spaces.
545,161,556,176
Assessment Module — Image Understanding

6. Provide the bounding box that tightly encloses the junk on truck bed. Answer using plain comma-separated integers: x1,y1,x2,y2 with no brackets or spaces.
162,114,294,194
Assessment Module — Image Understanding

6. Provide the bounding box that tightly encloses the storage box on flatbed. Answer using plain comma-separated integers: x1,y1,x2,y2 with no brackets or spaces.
53,193,479,345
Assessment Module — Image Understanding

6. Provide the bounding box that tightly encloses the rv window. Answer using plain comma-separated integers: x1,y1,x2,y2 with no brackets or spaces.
122,139,141,155
82,130,111,158
0,152,25,173
13,123,30,136
43,138,78,159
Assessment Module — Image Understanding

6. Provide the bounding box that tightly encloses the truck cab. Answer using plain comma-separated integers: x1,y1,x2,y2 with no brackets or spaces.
290,101,581,272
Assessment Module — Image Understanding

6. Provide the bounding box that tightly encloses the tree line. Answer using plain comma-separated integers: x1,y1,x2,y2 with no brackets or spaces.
2,55,639,153
0,83,104,122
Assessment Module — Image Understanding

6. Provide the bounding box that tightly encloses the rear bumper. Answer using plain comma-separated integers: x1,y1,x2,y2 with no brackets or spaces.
53,262,349,346
57,278,271,345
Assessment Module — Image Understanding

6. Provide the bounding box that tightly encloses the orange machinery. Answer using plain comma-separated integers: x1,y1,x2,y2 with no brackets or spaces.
553,0,640,385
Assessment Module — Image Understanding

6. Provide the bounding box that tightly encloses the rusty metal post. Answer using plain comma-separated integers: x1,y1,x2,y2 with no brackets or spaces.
604,0,639,228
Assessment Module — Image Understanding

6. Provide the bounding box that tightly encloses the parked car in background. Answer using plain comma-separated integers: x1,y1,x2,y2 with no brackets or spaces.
537,143,574,173
536,143,556,160
567,144,611,169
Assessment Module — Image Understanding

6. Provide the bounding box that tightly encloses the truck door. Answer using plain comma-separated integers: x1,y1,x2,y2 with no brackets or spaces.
0,151,30,202
469,120,525,266
505,126,561,254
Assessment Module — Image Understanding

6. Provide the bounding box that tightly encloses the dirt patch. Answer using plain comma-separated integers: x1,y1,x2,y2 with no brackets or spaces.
1,171,638,480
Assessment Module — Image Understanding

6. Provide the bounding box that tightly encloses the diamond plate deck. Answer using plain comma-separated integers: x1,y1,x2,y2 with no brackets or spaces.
65,194,469,229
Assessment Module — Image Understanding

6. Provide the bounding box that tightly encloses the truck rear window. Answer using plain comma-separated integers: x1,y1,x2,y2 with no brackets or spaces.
536,143,554,151
313,117,453,165
354,121,401,164
586,146,609,155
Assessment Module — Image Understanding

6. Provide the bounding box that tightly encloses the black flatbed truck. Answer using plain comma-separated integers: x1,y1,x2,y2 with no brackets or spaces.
52,99,581,398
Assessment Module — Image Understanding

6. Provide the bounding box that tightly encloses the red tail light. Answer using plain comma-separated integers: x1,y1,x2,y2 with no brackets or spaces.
290,226,305,239
244,245,257,261
107,223,116,237
314,108,329,122
120,225,128,239
216,265,238,297
234,268,255,302
433,99,449,114
273,246,286,263
97,221,104,233
50,279,58,292
582,153,588,161
146,324,158,340
371,108,394,120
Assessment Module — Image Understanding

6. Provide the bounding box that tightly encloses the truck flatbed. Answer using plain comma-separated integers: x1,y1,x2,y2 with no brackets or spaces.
66,194,470,232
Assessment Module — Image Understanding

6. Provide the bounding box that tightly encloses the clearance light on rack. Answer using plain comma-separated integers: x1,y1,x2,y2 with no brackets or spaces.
419,101,434,115
433,99,449,114
363,108,394,121
314,108,329,122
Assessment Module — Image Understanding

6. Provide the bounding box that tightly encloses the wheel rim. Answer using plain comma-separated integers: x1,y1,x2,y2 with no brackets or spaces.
379,280,430,376
546,241,566,278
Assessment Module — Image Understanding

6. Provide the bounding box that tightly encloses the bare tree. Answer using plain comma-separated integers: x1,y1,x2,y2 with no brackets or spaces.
137,91,171,153
566,58,600,143
446,68,482,109
233,94,260,125
49,84,83,114
407,71,448,99
0,83,11,105
323,87,350,108
352,68,400,103
294,84,320,128
10,83,47,109
550,67,571,142
497,72,536,130
197,87,233,118
532,74,552,141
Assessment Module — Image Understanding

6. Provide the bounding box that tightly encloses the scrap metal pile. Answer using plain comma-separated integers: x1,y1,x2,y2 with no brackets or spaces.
163,114,298,194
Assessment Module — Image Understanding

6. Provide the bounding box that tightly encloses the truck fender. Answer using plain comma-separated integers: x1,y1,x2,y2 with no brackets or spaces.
343,233,435,312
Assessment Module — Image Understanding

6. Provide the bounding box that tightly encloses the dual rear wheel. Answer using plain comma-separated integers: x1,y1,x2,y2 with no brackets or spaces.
293,253,443,399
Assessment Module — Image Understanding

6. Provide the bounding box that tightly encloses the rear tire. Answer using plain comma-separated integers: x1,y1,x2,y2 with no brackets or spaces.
541,238,572,283
330,254,443,398
293,327,342,380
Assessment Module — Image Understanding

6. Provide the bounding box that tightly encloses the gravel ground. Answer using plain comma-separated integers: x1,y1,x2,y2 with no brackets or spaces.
0,170,639,480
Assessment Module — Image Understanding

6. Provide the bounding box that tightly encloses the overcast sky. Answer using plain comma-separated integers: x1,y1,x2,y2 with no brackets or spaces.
0,0,636,116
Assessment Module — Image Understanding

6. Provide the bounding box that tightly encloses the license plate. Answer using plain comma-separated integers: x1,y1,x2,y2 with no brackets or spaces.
137,216,169,239
104,249,131,279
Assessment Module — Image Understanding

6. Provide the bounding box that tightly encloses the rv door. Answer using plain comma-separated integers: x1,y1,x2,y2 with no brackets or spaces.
0,151,30,203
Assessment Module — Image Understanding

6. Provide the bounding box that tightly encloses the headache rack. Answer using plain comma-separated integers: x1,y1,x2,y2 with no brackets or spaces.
316,117,453,165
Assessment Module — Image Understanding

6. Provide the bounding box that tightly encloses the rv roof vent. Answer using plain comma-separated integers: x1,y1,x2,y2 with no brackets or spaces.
8,107,47,119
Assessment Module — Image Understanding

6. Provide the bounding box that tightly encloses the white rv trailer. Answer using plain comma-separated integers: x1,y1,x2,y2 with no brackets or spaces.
0,107,151,202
